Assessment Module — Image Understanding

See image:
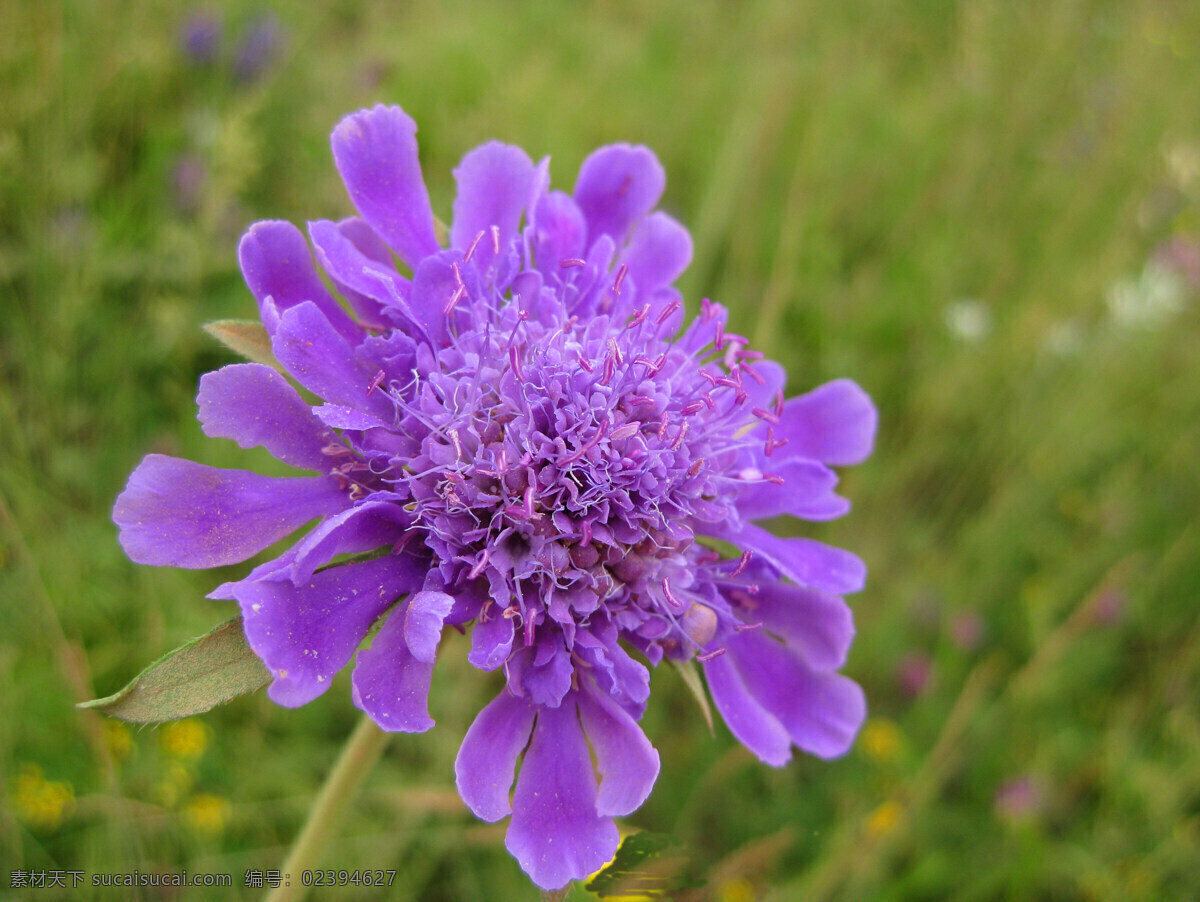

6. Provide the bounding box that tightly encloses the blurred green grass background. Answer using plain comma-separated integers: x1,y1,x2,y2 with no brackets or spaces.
3,0,1200,899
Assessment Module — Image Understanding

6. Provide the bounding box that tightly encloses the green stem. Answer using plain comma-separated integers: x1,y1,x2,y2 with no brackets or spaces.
265,716,390,902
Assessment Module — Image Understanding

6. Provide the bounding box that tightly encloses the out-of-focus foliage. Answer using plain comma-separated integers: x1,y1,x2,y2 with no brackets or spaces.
3,1,1199,899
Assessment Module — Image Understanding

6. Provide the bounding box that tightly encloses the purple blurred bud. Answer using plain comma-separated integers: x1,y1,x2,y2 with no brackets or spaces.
171,153,207,216
1090,588,1126,626
233,14,285,84
896,653,932,698
180,10,222,65
1152,235,1200,293
949,611,985,651
994,776,1045,822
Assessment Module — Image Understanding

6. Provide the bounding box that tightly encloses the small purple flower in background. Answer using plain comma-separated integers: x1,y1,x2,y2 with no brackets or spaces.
179,10,222,66
114,104,876,890
232,13,284,85
896,652,933,698
994,775,1046,823
949,610,985,652
170,153,207,217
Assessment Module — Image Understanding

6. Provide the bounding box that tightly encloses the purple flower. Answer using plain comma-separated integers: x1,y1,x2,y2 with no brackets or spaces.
113,104,876,890
179,10,222,66
232,13,284,85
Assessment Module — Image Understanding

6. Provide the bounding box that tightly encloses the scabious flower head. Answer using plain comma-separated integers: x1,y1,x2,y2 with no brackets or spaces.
114,104,877,890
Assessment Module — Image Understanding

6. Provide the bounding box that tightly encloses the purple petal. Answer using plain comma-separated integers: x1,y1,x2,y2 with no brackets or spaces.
729,632,866,758
336,217,394,265
237,220,361,343
271,301,393,418
404,589,454,663
232,555,420,707
113,455,347,569
519,640,574,708
455,688,536,822
312,404,390,431
197,363,332,472
407,252,460,346
730,575,855,671
574,144,665,246
450,141,535,274
288,500,410,584
506,699,618,890
617,211,692,296
331,105,440,268
703,648,792,766
709,522,865,595
532,190,586,273
790,493,852,521
741,360,787,411
577,685,659,817
775,379,877,467
350,592,449,732
308,219,407,328
734,459,841,522
468,612,515,670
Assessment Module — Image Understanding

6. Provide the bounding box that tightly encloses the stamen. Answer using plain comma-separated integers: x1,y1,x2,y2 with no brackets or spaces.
633,355,661,376
670,419,690,450
607,337,623,367
655,299,681,324
657,412,670,439
610,422,639,441
627,302,650,328
451,260,465,287
523,485,536,518
579,356,594,373
463,229,485,263
697,647,726,663
612,263,629,295
702,392,716,410
444,283,466,314
681,399,706,415
628,395,656,407
449,429,463,461
744,365,767,386
734,621,763,633
560,258,587,268
661,578,687,611
366,369,386,396
509,344,525,381
687,457,705,477
700,297,715,321
714,319,726,351
752,407,781,425
730,550,753,577
491,224,501,254
764,427,788,457
774,389,785,418
763,472,785,486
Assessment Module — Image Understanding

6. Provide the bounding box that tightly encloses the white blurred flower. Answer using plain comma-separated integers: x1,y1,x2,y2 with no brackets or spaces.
1106,262,1187,330
944,297,993,342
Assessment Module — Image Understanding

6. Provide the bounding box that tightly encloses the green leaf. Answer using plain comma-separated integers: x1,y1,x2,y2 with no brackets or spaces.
203,319,283,371
585,831,702,897
79,616,270,723
669,658,714,734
